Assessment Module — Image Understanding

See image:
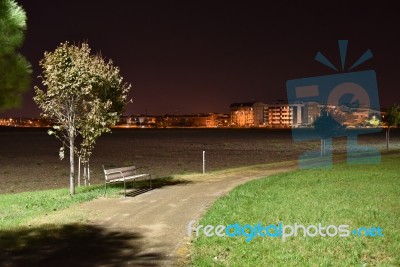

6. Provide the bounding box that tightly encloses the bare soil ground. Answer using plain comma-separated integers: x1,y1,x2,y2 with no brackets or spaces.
0,127,398,194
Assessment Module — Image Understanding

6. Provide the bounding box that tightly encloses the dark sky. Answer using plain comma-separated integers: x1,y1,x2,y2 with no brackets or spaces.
3,1,400,117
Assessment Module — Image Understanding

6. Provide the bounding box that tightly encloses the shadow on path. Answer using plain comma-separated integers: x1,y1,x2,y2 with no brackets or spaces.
119,176,193,198
0,224,164,267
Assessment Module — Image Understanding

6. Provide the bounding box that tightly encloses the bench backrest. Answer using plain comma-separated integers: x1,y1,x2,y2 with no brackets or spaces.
103,166,137,181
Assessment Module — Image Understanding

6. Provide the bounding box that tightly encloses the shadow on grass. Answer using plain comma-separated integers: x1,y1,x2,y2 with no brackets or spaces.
0,224,164,267
108,176,192,198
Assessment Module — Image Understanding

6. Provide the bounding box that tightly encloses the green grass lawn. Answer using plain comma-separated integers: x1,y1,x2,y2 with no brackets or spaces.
0,185,122,229
0,176,176,230
191,154,400,266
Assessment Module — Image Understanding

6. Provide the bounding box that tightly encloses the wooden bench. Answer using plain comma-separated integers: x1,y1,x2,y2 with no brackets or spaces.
103,165,152,197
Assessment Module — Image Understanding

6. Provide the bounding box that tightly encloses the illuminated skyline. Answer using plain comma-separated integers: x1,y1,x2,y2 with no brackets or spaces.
3,1,400,117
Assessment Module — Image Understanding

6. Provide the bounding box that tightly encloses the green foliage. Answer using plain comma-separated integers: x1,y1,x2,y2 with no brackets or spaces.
0,0,26,54
191,155,400,266
386,104,400,127
34,42,131,193
0,0,31,111
76,50,131,164
365,116,380,127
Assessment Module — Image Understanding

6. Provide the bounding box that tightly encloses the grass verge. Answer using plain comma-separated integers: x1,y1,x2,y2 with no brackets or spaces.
0,176,185,230
191,154,400,266
0,185,124,229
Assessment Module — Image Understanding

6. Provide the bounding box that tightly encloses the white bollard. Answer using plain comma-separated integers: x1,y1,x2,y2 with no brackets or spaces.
202,150,205,174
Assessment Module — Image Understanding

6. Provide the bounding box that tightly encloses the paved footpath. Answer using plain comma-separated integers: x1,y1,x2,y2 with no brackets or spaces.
79,164,296,266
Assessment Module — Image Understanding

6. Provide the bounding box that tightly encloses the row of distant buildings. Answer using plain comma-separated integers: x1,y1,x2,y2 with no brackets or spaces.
0,118,48,127
0,114,231,128
118,113,230,128
117,101,381,128
230,101,382,128
0,101,383,128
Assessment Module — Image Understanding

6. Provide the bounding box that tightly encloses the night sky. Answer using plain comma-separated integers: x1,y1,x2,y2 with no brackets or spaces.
3,1,400,117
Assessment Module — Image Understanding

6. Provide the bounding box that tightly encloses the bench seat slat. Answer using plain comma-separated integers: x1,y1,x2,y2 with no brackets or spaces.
104,166,136,175
106,171,136,180
107,174,150,182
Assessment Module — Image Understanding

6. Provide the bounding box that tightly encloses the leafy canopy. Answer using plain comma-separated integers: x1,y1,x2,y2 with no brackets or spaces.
34,41,131,162
386,104,400,127
0,0,31,111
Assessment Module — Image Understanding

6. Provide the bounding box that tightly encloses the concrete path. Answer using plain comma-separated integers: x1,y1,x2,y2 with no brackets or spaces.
78,164,296,266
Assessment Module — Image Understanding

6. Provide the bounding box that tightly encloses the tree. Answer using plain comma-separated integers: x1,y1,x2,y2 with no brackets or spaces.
0,0,31,111
76,65,132,186
385,104,400,151
34,42,131,194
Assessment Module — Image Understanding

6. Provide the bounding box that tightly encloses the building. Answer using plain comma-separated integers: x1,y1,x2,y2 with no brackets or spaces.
229,102,267,127
229,101,310,128
156,113,223,127
230,102,255,127
342,107,381,126
266,103,291,127
266,102,303,127
303,102,320,126
229,100,383,128
253,102,266,127
215,113,230,127
118,115,157,127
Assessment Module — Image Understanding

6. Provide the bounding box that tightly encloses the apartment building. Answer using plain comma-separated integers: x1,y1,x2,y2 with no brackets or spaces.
265,102,304,127
230,102,256,127
230,102,305,127
253,102,266,127
303,102,320,126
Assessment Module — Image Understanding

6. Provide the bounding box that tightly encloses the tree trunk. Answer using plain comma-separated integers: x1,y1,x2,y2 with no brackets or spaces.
69,132,75,195
88,161,91,186
83,162,87,186
78,156,81,187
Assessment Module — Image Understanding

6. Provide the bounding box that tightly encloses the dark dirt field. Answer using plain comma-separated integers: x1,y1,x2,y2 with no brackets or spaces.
1,127,399,194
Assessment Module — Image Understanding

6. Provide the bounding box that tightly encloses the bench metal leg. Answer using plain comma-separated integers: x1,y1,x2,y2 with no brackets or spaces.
104,182,108,197
149,175,152,189
124,179,126,198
